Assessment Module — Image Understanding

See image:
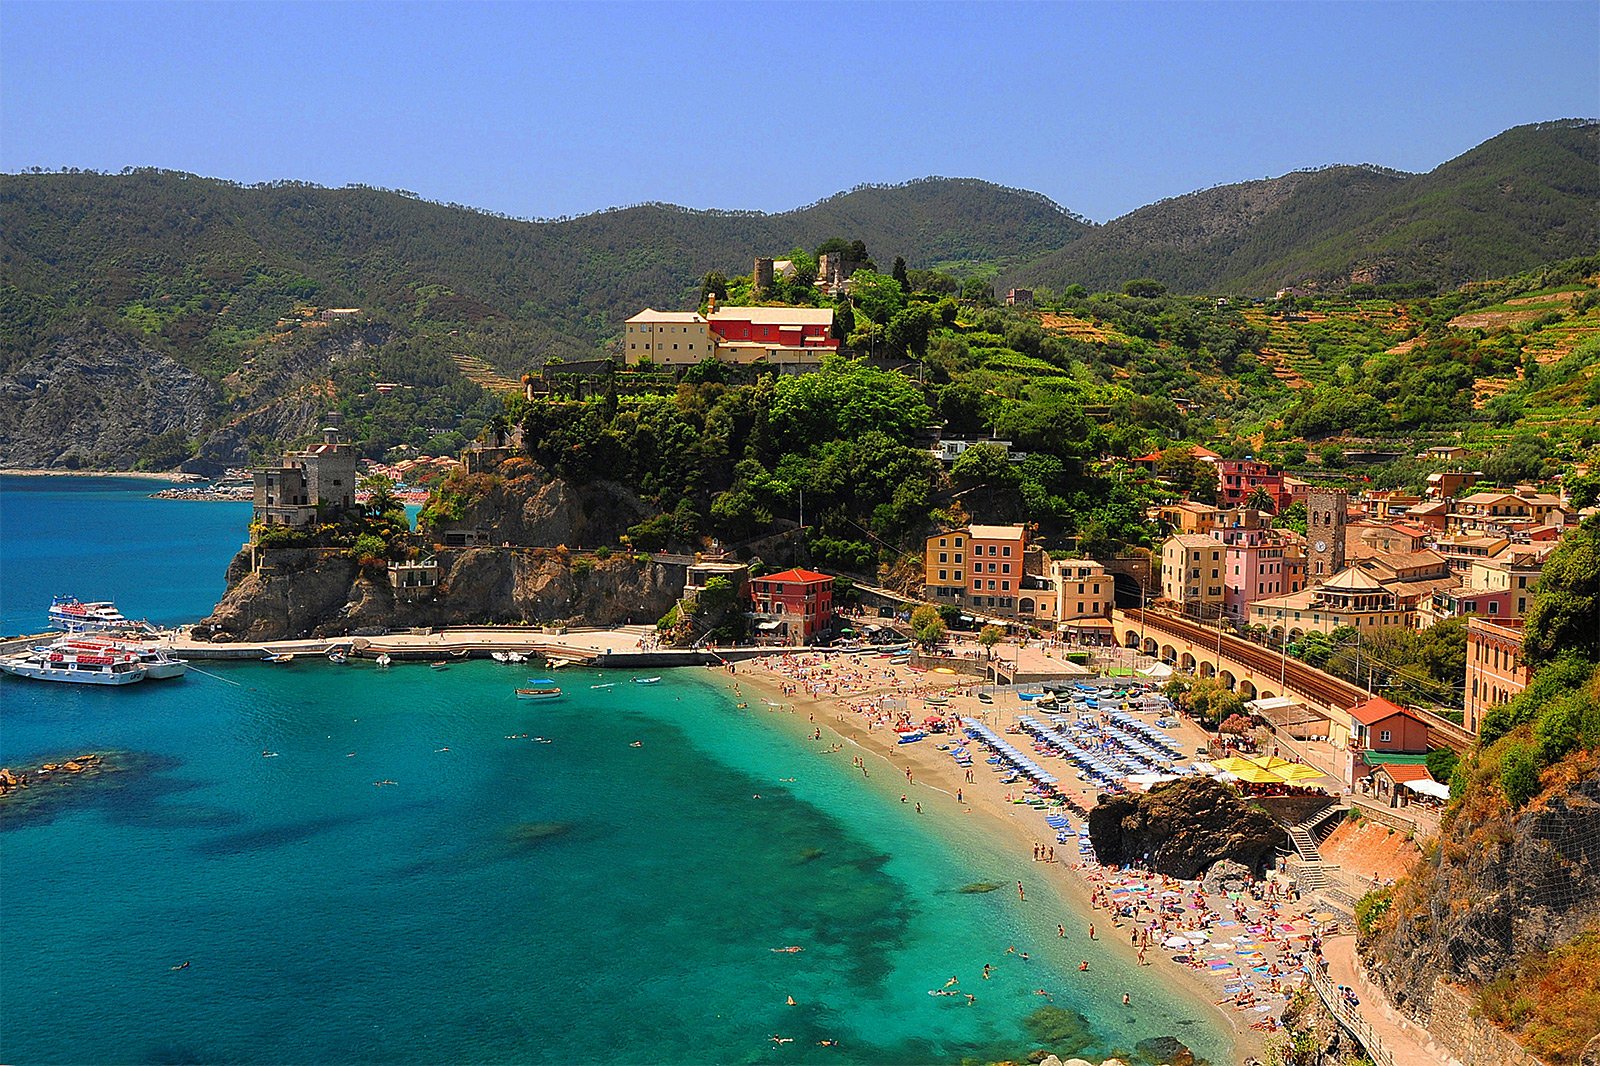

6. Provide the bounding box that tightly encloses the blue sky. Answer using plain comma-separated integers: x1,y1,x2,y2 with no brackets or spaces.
2,1,1595,223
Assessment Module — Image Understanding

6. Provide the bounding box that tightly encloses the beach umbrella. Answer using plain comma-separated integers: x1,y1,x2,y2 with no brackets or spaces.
1277,762,1327,782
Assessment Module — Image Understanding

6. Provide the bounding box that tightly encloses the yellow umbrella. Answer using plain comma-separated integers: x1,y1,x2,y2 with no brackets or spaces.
1212,757,1287,784
1277,762,1326,782
1245,754,1295,772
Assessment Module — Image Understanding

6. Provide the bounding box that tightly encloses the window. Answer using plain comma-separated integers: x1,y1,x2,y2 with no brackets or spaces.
1002,546,1011,557
938,552,948,564
1001,563,1010,574
955,571,962,581
938,569,947,581
1379,730,1392,743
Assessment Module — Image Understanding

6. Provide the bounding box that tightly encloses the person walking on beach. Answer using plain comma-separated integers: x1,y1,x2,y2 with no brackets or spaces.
1017,881,1026,902
1058,924,1066,938
1088,923,1095,940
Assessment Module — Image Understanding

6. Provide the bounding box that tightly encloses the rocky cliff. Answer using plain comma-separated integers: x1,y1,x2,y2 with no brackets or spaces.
1359,762,1600,1023
1087,776,1283,878
199,545,682,641
434,464,656,549
0,322,220,468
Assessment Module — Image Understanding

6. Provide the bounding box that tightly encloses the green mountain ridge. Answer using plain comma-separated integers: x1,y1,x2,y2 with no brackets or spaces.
1002,120,1600,296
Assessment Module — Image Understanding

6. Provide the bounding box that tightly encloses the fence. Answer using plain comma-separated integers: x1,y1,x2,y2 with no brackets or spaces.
1307,959,1395,1066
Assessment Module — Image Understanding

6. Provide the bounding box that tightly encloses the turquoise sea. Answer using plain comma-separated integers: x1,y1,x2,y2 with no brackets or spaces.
0,477,1234,1065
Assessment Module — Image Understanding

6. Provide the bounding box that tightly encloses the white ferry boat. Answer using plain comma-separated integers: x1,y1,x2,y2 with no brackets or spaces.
48,596,144,634
0,645,148,685
47,637,189,680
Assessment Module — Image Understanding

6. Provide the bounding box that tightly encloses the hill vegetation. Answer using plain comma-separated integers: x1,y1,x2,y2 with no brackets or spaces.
1003,120,1600,297
0,120,1595,472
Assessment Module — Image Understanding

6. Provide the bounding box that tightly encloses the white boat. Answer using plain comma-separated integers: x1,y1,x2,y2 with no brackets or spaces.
0,645,148,685
632,676,662,685
47,637,188,680
327,650,349,664
262,652,295,664
375,654,392,668
516,687,562,701
48,595,142,633
548,657,574,670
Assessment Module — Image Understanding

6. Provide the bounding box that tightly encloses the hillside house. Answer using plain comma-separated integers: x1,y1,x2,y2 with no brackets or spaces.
750,567,835,645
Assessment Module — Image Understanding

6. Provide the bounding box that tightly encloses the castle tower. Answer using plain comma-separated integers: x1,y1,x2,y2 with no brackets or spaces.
1306,489,1348,580
753,257,774,294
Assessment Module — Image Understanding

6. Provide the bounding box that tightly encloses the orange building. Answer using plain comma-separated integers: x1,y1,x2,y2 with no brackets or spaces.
750,568,835,645
1464,617,1531,735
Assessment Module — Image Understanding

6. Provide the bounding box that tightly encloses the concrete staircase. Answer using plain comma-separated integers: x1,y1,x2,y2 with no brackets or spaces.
1286,804,1348,893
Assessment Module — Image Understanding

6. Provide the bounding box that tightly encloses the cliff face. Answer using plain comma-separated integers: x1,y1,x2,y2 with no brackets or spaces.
199,546,681,641
1359,763,1600,1011
443,467,656,549
0,323,220,468
1086,776,1283,878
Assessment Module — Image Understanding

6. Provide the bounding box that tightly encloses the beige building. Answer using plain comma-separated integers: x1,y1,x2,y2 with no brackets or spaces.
622,310,719,366
1051,558,1113,638
1468,545,1551,618
1161,534,1225,616
1248,567,1409,639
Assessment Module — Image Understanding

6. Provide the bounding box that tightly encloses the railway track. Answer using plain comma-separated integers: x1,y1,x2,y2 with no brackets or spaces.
1123,609,1472,754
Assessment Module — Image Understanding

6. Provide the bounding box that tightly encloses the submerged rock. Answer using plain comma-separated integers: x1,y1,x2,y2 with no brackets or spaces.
958,880,1005,893
503,821,575,847
1134,1034,1197,1065
1023,1004,1096,1057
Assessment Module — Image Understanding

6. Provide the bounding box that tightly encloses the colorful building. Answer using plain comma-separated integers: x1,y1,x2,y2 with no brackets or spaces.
1465,617,1530,735
750,568,835,645
924,529,970,603
622,310,718,366
1161,534,1225,617
1216,459,1291,511
706,305,837,364
964,524,1028,612
1345,696,1433,785
1050,558,1113,639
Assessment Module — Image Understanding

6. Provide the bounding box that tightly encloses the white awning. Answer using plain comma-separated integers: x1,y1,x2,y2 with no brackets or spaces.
1403,779,1451,800
1139,662,1174,679
1247,696,1301,713
756,621,783,631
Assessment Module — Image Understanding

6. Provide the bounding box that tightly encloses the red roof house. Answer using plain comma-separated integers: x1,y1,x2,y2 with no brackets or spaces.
749,568,835,645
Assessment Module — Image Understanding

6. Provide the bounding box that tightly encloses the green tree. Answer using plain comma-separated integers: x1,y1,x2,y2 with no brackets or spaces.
911,604,947,647
1425,747,1459,787
1122,278,1167,298
978,624,1005,658
1523,517,1600,667
700,271,728,303
891,256,909,293
850,270,907,324
359,473,404,522
1245,485,1277,513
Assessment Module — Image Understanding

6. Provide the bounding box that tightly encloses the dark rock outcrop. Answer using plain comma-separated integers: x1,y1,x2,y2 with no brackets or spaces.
1087,776,1282,878
0,323,220,468
200,545,682,641
1359,765,1600,1014
443,468,655,550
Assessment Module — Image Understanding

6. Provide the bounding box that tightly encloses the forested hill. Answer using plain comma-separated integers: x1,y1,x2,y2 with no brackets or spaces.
1002,119,1600,296
0,173,1087,370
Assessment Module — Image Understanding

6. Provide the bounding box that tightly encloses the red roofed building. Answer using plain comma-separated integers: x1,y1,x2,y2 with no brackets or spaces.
1344,696,1432,786
750,568,835,645
1368,762,1438,808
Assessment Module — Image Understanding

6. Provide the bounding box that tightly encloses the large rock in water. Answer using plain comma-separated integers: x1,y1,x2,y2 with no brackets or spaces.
1087,776,1282,878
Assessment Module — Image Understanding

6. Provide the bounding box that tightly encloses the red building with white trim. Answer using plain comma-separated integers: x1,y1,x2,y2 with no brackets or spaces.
750,568,835,645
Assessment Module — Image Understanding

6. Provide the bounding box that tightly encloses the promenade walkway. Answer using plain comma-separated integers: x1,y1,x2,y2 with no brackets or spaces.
1320,934,1463,1066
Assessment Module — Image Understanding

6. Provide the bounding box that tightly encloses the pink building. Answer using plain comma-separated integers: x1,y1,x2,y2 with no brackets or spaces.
966,523,1028,612
1211,515,1300,622
1217,460,1292,512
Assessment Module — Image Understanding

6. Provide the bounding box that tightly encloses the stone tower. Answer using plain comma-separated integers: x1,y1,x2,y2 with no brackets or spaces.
1306,489,1348,580
753,257,774,294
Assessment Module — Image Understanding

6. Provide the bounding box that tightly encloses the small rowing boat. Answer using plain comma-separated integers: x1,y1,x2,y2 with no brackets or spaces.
516,687,562,701
591,682,616,689
262,652,295,664
375,653,392,668
430,661,449,671
632,676,662,685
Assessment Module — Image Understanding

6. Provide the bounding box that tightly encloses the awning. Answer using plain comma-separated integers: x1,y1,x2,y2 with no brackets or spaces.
1247,696,1301,713
1404,779,1451,800
1139,662,1174,679
1061,618,1114,628
757,620,782,631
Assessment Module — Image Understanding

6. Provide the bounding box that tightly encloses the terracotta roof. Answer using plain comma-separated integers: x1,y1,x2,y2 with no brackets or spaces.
757,567,833,584
1349,696,1414,726
1374,763,1435,784
710,305,834,326
1322,567,1387,592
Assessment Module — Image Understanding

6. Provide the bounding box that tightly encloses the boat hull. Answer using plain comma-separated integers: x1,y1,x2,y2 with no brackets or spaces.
0,659,146,685
516,688,563,701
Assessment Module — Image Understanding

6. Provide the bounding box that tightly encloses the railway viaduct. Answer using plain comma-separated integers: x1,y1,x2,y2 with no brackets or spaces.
1111,608,1472,755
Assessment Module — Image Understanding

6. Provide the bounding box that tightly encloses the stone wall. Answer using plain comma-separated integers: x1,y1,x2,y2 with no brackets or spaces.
1424,978,1542,1066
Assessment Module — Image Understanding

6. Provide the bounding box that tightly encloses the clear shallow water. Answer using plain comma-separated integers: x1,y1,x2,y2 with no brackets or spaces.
0,479,1234,1065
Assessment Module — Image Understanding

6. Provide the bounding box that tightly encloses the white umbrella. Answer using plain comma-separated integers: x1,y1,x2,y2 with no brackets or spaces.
1163,935,1190,949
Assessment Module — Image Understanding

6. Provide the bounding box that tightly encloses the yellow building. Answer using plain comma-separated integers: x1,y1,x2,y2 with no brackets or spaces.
924,529,969,602
623,310,718,366
1248,567,1409,639
1161,534,1225,615
1051,558,1113,638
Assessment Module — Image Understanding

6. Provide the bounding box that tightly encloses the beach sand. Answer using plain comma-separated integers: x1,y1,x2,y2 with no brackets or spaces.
718,653,1301,1060
0,467,203,482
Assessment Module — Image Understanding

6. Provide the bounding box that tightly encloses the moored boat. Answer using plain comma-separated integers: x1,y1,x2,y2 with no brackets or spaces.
631,676,662,685
262,652,295,664
515,687,563,700
375,654,392,668
48,595,146,634
0,645,148,685
47,637,188,679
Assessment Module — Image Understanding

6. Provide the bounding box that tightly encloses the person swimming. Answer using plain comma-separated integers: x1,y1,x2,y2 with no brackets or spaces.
771,946,803,953
629,741,643,748
943,976,959,987
170,961,190,971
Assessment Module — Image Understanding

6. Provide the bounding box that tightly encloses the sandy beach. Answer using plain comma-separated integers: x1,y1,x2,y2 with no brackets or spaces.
717,651,1321,1060
0,467,202,482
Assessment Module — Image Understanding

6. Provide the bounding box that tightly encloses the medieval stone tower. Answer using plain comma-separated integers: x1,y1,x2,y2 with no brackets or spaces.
1306,489,1348,580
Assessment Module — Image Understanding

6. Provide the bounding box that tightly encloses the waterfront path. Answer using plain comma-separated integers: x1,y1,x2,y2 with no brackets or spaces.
1320,934,1463,1066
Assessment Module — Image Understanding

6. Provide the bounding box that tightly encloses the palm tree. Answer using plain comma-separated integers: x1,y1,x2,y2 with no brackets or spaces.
1246,485,1277,514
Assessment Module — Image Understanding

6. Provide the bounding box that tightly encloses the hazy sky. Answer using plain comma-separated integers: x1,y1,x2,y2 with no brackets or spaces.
3,1,1595,222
